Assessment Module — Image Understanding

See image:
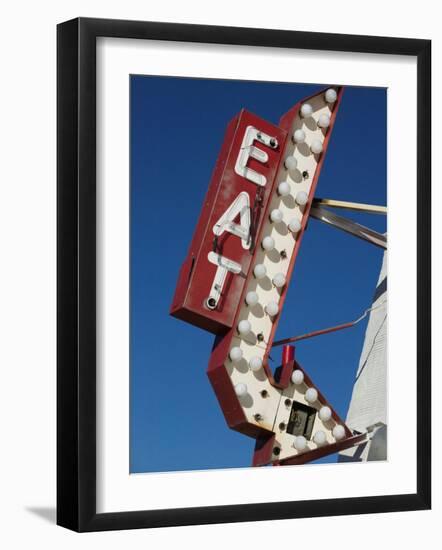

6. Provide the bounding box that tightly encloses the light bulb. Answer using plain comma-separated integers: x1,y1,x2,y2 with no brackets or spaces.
318,113,330,128
262,236,275,251
278,181,291,197
325,88,337,103
300,103,313,118
305,387,318,403
272,273,286,288
294,435,307,451
229,347,243,362
333,425,346,440
313,430,327,446
234,383,248,397
254,264,267,279
249,356,263,371
237,319,251,336
270,209,283,223
245,291,259,306
319,406,332,422
291,369,304,385
293,129,306,144
284,156,298,175
288,217,301,233
265,301,279,316
310,139,323,154
295,191,308,206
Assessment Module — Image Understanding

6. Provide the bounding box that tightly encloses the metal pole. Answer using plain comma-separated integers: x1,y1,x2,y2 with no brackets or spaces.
310,205,387,249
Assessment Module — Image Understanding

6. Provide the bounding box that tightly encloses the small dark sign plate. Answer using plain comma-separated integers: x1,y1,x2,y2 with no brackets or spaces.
286,401,317,440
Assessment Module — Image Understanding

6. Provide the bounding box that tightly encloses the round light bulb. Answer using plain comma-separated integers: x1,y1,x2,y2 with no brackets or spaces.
272,273,286,288
288,217,302,233
234,383,248,397
278,180,291,197
253,264,267,279
310,139,323,154
300,103,313,118
245,291,259,307
229,347,243,362
318,113,330,128
313,430,327,446
319,406,332,422
293,129,306,144
325,88,337,103
284,156,298,174
291,369,304,385
249,356,263,372
295,191,309,206
265,301,279,317
270,209,283,223
294,435,307,451
262,235,275,251
237,319,251,336
305,387,318,403
333,425,346,440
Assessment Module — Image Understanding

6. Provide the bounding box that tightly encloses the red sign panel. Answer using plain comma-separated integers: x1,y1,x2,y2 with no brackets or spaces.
170,110,287,334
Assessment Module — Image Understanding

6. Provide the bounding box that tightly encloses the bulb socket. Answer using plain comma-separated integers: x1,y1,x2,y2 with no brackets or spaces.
206,297,217,310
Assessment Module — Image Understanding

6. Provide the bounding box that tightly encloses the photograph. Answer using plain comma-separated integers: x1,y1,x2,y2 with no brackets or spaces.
55,16,431,532
0,1,434,544
130,76,387,473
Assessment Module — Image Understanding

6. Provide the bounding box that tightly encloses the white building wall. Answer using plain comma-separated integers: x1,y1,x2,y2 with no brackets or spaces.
339,251,387,462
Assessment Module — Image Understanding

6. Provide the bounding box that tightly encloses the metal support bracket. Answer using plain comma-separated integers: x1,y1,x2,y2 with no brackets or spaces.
310,205,387,249
313,197,387,215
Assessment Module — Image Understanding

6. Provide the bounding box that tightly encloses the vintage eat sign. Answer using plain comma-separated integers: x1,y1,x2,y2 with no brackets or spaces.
171,109,286,334
171,87,365,465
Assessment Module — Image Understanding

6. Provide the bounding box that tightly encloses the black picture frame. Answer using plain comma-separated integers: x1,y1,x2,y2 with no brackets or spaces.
57,17,431,532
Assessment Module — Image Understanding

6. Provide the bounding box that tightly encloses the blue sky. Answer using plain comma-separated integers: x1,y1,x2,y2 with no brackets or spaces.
130,76,386,473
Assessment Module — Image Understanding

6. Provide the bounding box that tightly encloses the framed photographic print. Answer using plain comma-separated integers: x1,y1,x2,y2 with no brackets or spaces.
57,17,431,531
